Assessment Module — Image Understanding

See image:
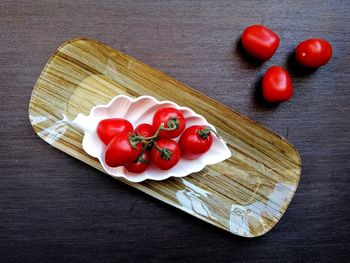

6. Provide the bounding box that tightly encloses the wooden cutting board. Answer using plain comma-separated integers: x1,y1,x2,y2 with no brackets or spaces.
28,38,301,238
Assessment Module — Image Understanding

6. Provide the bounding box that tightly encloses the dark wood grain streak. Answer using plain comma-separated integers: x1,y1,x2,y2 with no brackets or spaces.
0,0,349,262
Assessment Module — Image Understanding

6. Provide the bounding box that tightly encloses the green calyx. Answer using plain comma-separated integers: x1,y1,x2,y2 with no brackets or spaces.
128,133,142,149
135,154,149,164
160,148,172,160
166,117,179,129
197,126,211,139
154,142,172,160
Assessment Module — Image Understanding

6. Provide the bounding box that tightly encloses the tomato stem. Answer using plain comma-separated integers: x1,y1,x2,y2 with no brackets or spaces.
166,117,179,130
128,133,142,149
137,123,177,141
154,141,163,152
135,153,149,164
197,126,211,139
209,127,221,139
129,123,178,152
141,140,153,153
154,142,172,160
197,126,221,140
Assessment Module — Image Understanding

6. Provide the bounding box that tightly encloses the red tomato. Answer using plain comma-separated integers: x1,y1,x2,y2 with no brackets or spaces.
262,66,293,103
97,118,133,145
135,123,154,138
125,151,150,173
179,125,213,159
151,139,180,170
295,38,332,68
241,25,280,61
152,108,186,139
105,133,142,167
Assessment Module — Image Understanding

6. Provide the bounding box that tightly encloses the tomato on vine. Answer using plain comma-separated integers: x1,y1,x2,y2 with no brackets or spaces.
179,125,213,159
152,107,186,139
151,139,180,170
125,151,150,173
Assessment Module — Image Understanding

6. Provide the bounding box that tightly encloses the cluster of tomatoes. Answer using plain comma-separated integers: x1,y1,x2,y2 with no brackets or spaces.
97,107,214,173
241,25,332,103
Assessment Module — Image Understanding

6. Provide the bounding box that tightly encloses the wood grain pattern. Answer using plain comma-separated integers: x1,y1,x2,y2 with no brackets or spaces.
29,38,301,237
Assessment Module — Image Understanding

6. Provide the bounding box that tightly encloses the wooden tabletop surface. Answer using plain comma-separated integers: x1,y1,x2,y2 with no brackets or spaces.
1,1,349,262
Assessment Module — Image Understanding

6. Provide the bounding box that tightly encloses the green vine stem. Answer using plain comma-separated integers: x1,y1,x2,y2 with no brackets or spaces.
130,123,221,160
133,123,177,142
197,126,222,140
154,142,172,160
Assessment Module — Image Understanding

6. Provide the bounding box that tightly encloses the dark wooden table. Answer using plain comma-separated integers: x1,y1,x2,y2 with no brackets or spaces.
1,1,349,262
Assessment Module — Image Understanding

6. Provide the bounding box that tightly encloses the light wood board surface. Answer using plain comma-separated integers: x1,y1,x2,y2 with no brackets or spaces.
29,38,301,238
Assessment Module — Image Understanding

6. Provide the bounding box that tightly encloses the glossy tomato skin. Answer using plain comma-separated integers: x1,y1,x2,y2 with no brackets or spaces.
125,151,150,173
135,123,154,138
152,108,186,139
179,125,213,160
241,25,280,61
262,66,293,103
295,38,332,68
105,133,142,167
151,139,180,170
97,118,133,145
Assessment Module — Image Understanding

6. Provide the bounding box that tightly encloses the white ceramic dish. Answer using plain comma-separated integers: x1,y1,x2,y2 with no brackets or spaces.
72,95,231,182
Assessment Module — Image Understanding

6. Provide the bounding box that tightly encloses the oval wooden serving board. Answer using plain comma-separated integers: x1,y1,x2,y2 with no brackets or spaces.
28,38,301,237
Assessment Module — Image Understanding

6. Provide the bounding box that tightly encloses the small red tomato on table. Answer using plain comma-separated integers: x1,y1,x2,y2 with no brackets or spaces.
125,151,151,173
262,66,293,103
151,139,180,170
152,107,186,139
241,25,280,61
179,125,213,160
97,118,133,145
295,38,332,68
105,132,142,167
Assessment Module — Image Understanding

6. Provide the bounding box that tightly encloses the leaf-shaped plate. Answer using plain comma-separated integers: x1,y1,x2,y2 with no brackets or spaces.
72,95,231,182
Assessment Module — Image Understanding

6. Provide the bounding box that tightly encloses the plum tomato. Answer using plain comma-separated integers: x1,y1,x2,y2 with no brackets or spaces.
105,132,142,167
295,38,332,68
151,139,180,170
262,66,293,103
97,118,133,145
241,25,280,61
